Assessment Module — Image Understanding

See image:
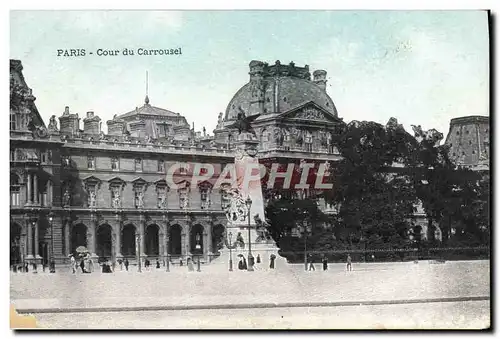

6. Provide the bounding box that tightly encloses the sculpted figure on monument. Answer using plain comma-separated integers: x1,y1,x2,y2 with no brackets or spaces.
226,107,259,137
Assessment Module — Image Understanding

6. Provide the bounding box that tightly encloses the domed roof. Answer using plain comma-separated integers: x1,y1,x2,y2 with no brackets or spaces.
224,60,337,122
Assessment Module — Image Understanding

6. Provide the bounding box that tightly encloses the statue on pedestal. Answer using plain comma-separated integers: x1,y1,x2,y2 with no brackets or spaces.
226,107,260,138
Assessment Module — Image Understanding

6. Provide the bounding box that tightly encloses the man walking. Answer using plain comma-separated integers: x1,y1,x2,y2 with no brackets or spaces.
124,258,129,271
346,254,352,272
308,254,315,271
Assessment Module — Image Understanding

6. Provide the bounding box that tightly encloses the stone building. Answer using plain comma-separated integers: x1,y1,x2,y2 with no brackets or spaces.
12,58,482,267
445,115,490,171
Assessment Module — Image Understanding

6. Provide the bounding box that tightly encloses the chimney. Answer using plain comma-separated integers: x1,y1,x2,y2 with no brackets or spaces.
59,106,80,136
83,111,101,135
313,70,327,91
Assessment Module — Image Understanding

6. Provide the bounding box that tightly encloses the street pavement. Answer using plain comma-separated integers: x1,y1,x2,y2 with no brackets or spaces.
10,260,490,329
32,301,490,329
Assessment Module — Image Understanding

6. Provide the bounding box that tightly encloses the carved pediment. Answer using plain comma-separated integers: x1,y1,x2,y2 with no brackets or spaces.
108,176,126,187
82,175,101,189
280,101,340,123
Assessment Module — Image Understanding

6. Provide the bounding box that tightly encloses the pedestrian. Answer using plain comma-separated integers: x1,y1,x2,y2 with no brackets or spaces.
187,257,194,272
346,254,352,272
256,254,261,264
308,254,316,271
124,258,129,271
322,256,328,271
24,262,29,273
118,259,123,271
269,254,276,269
156,259,160,269
238,258,244,270
80,258,86,273
242,256,248,270
69,255,76,273
179,259,184,266
32,262,38,274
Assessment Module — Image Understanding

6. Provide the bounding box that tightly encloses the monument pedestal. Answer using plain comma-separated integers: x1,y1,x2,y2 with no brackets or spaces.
207,132,290,272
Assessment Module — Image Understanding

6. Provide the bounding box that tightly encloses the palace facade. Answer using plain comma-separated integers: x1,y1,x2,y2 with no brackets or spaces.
10,59,489,267
10,59,344,266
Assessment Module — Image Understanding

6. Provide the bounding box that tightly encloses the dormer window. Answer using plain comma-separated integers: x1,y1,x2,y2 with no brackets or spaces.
10,112,16,131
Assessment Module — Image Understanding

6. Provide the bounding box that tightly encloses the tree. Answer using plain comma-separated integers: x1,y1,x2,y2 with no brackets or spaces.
327,119,418,250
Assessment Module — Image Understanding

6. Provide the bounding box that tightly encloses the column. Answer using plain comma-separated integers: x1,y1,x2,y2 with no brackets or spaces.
163,222,169,258
206,223,213,259
185,225,191,257
64,219,71,256
114,221,122,260
88,219,97,258
26,220,33,259
139,219,146,257
34,220,41,259
33,173,39,205
158,230,164,259
26,173,32,204
203,230,209,261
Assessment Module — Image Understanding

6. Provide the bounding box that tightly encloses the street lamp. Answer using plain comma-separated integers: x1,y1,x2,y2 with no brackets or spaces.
136,233,142,273
245,196,254,271
48,211,55,273
228,232,233,271
195,233,201,272
302,221,311,271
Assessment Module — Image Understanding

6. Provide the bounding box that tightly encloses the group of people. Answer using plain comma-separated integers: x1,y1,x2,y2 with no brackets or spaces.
307,254,353,271
237,253,277,270
69,254,94,274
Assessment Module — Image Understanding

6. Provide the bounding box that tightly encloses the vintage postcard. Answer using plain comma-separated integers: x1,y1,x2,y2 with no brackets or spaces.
9,10,490,330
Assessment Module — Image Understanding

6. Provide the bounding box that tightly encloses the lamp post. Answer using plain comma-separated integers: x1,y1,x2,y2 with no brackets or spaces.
136,233,142,273
245,196,254,271
228,232,233,271
302,220,311,271
195,233,201,272
164,215,170,273
48,211,55,273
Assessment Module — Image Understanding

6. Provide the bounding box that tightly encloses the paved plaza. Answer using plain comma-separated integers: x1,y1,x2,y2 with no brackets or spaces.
10,260,490,329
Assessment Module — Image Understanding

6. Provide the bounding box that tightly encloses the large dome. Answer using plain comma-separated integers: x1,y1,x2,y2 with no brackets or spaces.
223,60,337,122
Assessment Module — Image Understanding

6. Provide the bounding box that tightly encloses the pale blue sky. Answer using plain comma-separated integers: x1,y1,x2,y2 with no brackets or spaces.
10,10,489,138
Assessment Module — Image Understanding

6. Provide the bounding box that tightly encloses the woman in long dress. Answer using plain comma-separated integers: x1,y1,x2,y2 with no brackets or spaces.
187,258,194,272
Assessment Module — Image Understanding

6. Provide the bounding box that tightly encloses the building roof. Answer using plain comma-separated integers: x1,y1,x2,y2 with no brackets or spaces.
117,96,181,119
223,60,338,122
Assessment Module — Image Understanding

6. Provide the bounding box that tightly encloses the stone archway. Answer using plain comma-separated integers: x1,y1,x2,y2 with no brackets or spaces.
145,224,160,256
211,224,225,255
10,222,22,266
121,224,136,257
169,224,182,256
96,224,113,260
71,223,88,253
190,224,204,255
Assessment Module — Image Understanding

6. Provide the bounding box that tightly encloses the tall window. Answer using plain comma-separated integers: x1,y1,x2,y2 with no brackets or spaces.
200,187,210,209
134,185,145,209
158,160,165,173
87,155,95,170
10,112,16,131
157,186,167,209
40,180,48,206
111,157,119,171
179,186,189,209
40,151,47,164
221,184,231,211
10,175,20,206
135,158,142,172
